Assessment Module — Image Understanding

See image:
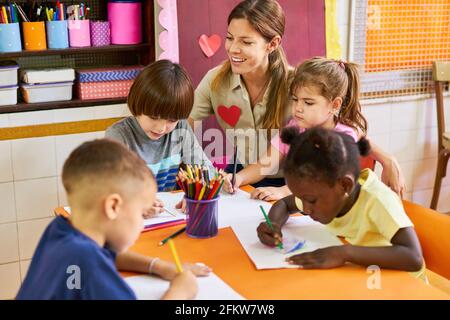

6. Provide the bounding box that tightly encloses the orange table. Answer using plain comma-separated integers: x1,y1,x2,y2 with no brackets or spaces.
55,187,450,300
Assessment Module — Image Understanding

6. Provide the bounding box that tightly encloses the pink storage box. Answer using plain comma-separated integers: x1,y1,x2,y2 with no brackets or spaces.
77,80,134,100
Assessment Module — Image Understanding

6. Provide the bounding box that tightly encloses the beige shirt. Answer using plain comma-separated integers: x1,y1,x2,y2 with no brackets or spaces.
191,65,290,168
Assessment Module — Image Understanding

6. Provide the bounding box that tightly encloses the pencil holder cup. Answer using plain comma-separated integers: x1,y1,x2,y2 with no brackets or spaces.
185,197,219,239
108,1,142,44
46,20,69,49
90,21,110,47
0,23,22,52
68,19,91,47
22,21,47,51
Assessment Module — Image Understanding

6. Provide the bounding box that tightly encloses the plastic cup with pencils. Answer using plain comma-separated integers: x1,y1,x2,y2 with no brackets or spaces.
177,164,224,239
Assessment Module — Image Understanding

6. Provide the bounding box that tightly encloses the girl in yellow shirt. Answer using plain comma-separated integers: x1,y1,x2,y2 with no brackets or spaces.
257,126,425,276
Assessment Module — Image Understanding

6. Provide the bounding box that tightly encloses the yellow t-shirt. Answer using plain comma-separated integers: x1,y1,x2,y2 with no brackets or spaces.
295,169,426,280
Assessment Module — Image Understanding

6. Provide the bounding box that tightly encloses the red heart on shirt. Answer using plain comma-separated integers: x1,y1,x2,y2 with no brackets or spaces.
198,34,222,58
217,105,241,127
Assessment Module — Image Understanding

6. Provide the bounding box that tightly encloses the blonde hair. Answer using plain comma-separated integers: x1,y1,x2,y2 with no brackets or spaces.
211,0,290,131
291,57,368,136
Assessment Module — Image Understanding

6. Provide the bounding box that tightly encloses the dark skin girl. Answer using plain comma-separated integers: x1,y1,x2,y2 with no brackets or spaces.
257,172,424,271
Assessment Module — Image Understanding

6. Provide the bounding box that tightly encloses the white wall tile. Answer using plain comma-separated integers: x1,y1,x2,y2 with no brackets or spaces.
412,158,437,191
412,188,433,208
415,128,438,160
416,99,437,129
399,161,414,193
0,114,9,128
18,217,53,260
15,177,58,221
436,185,450,213
0,140,13,183
0,262,21,299
0,223,19,264
403,192,413,202
0,182,16,224
389,130,417,162
367,133,390,155
95,131,106,138
57,176,68,207
53,107,95,123
12,137,56,180
93,104,130,119
55,132,97,175
8,110,54,127
20,259,31,282
390,101,418,132
363,104,391,136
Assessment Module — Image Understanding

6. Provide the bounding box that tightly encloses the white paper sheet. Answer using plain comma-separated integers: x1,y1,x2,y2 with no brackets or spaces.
143,192,186,227
231,215,343,270
218,189,272,228
125,272,244,300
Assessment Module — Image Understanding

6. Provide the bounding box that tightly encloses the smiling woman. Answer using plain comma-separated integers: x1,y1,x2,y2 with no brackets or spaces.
189,0,290,188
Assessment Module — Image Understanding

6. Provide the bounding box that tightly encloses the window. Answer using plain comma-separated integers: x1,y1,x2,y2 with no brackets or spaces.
350,0,450,99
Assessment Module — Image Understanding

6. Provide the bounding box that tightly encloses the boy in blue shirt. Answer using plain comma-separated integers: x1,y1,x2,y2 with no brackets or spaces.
17,139,211,300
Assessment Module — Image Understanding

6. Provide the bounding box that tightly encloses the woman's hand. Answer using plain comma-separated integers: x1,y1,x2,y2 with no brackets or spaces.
250,186,291,201
143,198,164,218
286,246,347,269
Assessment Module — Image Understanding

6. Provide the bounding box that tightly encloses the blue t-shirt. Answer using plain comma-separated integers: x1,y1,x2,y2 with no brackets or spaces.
16,216,136,300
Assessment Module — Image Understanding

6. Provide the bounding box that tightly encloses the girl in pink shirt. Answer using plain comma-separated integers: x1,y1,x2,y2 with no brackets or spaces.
224,57,367,200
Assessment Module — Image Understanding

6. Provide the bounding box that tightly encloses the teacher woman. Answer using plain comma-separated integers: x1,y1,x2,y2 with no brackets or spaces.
189,0,405,200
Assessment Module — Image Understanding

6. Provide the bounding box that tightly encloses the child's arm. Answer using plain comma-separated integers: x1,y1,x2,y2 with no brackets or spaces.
257,195,300,247
249,185,292,201
366,139,405,198
223,145,283,193
115,251,211,279
287,227,424,272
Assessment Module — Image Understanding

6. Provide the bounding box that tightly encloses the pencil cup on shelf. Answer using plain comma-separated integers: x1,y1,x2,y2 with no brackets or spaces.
22,21,47,50
68,19,91,47
46,20,69,49
0,23,22,52
185,197,219,239
90,21,110,47
108,1,142,44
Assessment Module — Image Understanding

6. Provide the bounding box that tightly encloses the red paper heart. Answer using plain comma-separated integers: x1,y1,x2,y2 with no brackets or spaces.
217,105,241,127
198,34,222,58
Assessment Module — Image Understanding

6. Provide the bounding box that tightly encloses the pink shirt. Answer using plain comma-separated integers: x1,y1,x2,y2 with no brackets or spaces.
271,119,358,155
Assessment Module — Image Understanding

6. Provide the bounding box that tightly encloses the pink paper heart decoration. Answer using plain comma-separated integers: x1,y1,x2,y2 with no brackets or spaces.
199,34,222,58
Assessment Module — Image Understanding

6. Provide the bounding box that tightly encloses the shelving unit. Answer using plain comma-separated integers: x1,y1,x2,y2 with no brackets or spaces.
0,0,154,114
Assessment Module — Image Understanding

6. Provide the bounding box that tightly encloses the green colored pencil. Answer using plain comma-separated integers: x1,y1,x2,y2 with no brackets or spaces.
259,205,283,250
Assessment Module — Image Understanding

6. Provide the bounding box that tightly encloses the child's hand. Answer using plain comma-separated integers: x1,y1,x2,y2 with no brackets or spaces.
175,198,186,213
163,270,198,300
153,259,212,281
143,198,164,218
250,187,287,201
223,173,243,194
286,246,346,269
257,221,283,247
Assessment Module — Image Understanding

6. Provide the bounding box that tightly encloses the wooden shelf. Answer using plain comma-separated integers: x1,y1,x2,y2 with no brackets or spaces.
0,98,127,114
0,43,151,59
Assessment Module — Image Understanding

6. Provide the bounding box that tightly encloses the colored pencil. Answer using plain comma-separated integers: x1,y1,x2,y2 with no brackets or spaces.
168,239,183,273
